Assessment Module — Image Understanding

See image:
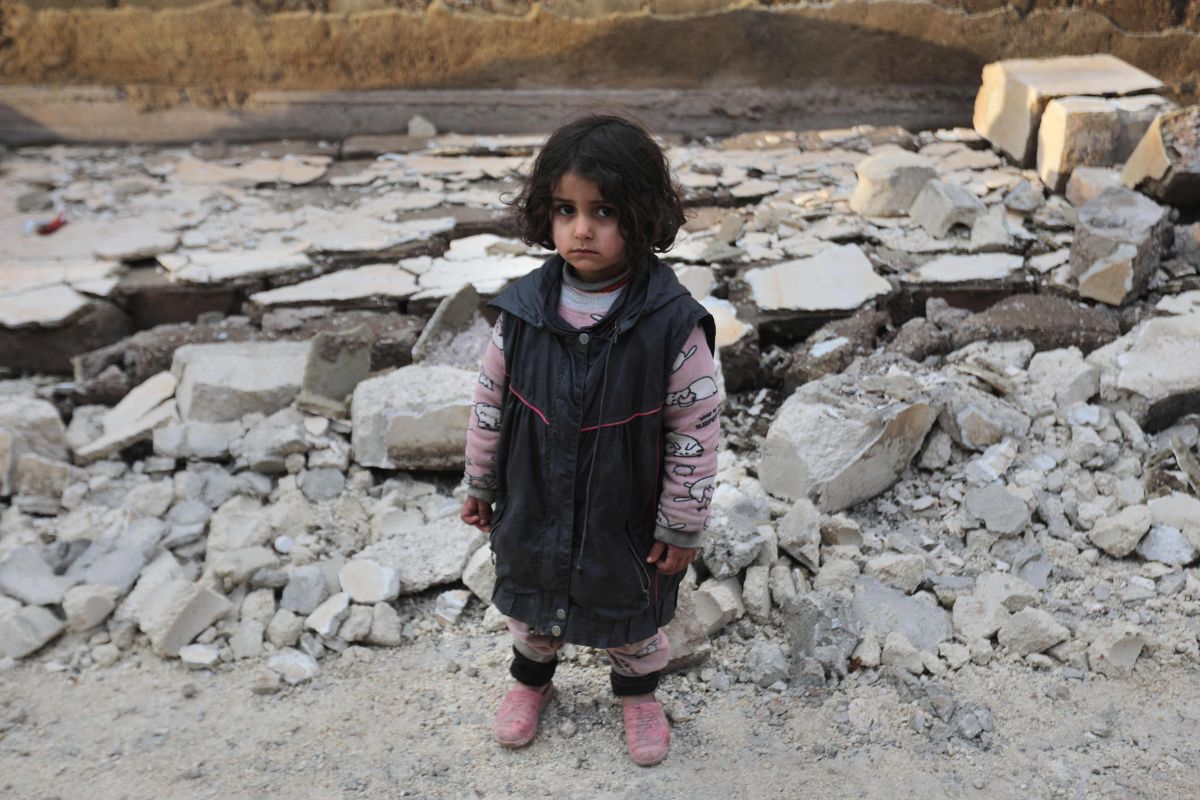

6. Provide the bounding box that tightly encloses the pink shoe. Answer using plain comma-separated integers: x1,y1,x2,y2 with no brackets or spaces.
622,700,670,766
493,682,555,748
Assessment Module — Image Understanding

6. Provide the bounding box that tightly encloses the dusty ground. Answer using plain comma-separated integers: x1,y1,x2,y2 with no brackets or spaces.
3,594,1199,800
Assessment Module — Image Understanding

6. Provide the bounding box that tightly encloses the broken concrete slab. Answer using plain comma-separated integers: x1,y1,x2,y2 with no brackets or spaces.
158,247,313,285
410,283,490,370
249,263,420,309
0,545,71,606
776,498,820,572
851,576,951,653
140,579,232,657
172,341,310,423
1036,94,1171,193
864,553,926,595
461,545,497,605
63,583,120,632
1088,504,1152,557
295,326,369,419
1147,493,1200,551
0,284,91,328
762,361,935,512
972,54,1164,166
94,223,180,262
848,150,937,217
75,400,178,465
997,607,1070,656
350,365,476,470
14,453,72,515
338,560,401,604
0,605,64,660
237,407,309,474
962,484,1031,536
1068,187,1169,306
1121,106,1200,208
1087,622,1146,678
908,179,986,238
905,253,1024,284
1066,166,1124,207
356,512,485,594
1086,312,1200,430
937,380,1031,451
744,245,891,313
0,397,68,494
784,589,860,679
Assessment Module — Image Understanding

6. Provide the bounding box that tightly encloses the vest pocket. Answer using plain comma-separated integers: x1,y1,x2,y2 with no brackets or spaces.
568,521,651,622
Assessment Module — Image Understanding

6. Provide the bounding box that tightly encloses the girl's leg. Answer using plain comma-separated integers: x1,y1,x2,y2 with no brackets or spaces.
605,630,672,766
494,619,562,748
507,618,562,686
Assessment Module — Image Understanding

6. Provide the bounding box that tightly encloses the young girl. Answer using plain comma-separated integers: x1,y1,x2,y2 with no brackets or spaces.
460,115,720,766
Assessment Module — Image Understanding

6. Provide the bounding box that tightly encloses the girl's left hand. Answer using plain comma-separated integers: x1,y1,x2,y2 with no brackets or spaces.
646,541,698,575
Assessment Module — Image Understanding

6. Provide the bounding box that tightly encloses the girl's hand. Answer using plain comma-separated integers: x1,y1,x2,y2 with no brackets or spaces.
461,496,493,532
647,541,697,575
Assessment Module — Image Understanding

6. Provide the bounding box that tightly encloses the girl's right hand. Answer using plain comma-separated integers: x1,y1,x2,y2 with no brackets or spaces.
461,496,494,532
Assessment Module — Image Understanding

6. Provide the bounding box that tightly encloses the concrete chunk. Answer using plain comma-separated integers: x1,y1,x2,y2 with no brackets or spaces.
1068,188,1169,307
172,341,310,423
1088,504,1152,557
0,545,71,606
849,150,936,216
1037,94,1170,193
0,605,64,659
305,591,351,637
1087,622,1146,678
350,365,476,470
998,607,1070,655
339,560,401,604
141,580,231,657
908,179,985,237
1121,107,1200,208
693,577,744,636
972,54,1163,166
62,583,120,632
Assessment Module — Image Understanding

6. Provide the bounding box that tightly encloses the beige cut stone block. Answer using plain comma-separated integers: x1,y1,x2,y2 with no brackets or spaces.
973,55,1164,166
1037,95,1171,193
1121,107,1200,208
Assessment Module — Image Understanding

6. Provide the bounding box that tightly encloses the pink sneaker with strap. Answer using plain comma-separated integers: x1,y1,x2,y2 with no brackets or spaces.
622,699,670,766
493,682,555,748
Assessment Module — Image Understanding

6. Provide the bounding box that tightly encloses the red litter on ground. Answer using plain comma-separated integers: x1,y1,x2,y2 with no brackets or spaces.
23,212,68,236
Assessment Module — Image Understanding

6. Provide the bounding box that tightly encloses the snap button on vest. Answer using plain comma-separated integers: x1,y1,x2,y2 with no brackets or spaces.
578,332,590,345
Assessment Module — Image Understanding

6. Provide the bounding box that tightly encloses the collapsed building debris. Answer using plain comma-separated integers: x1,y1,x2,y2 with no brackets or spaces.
1,57,1199,742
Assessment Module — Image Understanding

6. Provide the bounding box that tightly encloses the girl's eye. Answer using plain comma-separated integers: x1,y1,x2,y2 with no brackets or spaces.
555,204,575,215
597,206,617,219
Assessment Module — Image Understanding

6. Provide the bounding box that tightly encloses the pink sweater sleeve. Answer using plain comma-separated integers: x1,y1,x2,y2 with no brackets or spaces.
655,324,720,547
464,315,507,503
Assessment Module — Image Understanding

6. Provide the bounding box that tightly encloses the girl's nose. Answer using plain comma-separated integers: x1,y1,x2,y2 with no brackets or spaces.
575,218,593,238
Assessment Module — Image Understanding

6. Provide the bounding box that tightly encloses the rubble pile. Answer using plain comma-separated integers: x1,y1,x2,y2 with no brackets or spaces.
1,56,1199,732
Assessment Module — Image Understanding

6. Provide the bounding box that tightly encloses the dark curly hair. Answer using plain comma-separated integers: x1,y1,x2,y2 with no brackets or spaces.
510,114,686,271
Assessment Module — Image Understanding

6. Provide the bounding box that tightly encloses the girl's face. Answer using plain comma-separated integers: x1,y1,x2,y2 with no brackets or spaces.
550,171,627,283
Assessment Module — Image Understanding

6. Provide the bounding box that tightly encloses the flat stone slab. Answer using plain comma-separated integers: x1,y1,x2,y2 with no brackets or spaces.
172,153,332,187
0,284,90,328
743,244,891,312
158,247,312,284
905,253,1024,283
294,215,455,255
249,263,419,308
409,255,545,299
973,54,1164,166
0,258,122,297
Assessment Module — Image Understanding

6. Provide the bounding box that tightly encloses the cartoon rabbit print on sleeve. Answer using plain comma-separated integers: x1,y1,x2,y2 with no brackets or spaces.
463,316,508,502
655,324,720,548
